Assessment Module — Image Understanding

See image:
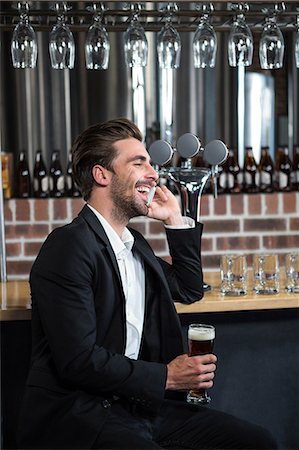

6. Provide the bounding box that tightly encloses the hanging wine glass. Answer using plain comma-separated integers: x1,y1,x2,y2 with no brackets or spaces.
11,2,37,69
85,3,110,70
259,9,284,70
49,2,75,69
228,5,253,67
193,4,217,69
124,4,148,67
157,4,181,69
295,16,299,69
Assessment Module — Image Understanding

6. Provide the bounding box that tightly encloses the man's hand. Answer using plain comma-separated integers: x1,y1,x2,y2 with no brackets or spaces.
147,185,184,226
166,353,217,391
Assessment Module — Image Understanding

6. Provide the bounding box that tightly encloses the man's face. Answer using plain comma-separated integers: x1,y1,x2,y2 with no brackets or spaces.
109,138,158,222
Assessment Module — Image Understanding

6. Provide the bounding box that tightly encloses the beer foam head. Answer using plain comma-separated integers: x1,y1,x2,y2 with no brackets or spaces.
188,325,215,341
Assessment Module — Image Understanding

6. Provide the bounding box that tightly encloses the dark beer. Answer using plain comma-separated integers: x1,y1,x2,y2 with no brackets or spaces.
187,324,215,404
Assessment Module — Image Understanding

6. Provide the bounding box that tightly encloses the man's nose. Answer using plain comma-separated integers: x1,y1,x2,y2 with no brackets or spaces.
147,163,159,181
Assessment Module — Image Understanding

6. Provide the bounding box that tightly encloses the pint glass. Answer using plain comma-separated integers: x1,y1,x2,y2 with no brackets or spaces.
187,323,215,404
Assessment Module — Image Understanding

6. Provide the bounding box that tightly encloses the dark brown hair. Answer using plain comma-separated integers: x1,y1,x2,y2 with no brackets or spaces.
72,118,142,201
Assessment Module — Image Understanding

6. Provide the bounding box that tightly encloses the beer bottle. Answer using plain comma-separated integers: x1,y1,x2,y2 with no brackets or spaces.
216,163,225,195
258,146,274,193
277,145,292,192
1,152,13,199
49,150,65,198
291,145,299,191
243,146,259,193
16,150,31,198
33,150,48,198
224,147,241,194
66,151,81,197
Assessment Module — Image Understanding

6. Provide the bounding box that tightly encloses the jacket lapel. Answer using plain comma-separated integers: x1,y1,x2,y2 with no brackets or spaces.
78,204,122,285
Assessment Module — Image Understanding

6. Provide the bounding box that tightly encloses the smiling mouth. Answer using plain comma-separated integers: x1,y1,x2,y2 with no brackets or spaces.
136,185,155,206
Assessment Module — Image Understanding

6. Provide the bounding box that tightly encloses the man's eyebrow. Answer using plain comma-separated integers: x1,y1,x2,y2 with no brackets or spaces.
128,155,148,162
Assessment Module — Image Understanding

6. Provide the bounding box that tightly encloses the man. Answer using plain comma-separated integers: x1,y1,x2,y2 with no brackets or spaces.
17,118,277,449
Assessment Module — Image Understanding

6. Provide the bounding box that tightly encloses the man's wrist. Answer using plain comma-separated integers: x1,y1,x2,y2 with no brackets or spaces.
164,216,195,229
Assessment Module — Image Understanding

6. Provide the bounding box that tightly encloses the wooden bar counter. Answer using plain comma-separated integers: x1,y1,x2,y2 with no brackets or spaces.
1,271,298,321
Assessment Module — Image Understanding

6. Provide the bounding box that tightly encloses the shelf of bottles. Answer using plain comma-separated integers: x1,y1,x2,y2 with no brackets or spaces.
167,144,299,197
1,144,298,200
1,149,81,200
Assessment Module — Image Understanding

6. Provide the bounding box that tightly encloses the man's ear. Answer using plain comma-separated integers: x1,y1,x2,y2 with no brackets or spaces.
92,165,111,186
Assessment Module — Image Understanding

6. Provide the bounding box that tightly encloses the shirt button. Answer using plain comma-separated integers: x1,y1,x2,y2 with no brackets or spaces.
102,399,111,409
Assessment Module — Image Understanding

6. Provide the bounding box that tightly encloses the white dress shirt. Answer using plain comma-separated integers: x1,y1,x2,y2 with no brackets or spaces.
88,204,145,359
87,204,195,360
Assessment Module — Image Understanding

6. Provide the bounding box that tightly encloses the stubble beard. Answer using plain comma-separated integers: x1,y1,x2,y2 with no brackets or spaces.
110,174,148,224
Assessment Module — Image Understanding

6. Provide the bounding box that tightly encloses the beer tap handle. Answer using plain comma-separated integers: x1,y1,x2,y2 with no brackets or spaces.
211,165,219,199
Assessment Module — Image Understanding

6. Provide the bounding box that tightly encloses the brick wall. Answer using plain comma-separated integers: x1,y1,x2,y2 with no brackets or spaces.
3,192,299,280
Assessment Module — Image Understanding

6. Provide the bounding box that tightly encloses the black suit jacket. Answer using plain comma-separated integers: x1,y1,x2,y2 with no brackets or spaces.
17,205,203,449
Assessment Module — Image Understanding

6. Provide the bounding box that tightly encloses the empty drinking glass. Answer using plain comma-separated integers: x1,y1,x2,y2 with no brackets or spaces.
157,6,181,69
11,2,37,69
124,9,148,68
285,253,299,293
259,15,284,69
253,254,280,295
85,5,110,70
49,3,75,69
220,255,248,296
193,11,217,68
228,12,253,67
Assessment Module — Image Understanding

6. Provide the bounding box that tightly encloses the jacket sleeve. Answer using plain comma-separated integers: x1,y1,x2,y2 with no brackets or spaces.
158,222,204,304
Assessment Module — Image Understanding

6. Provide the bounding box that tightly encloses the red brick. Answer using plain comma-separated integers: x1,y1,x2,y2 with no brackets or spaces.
34,199,49,221
200,196,209,216
265,193,279,214
263,235,299,249
71,198,85,217
282,192,297,213
6,242,22,257
149,221,165,235
6,260,33,277
52,199,68,221
203,219,240,233
15,199,30,221
202,238,213,252
230,195,244,215
216,235,260,251
5,224,49,239
4,200,13,221
202,254,221,270
290,218,299,230
244,218,286,232
24,241,43,256
147,238,167,253
248,194,262,214
128,222,146,235
213,195,227,215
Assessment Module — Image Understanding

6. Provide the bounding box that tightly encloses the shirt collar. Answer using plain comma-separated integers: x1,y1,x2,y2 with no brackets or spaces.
87,204,134,256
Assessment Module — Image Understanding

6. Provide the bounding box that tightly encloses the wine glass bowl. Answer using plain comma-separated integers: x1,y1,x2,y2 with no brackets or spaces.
295,18,299,69
228,13,253,67
157,17,181,69
11,3,37,69
85,11,110,70
193,15,217,68
259,16,285,69
124,13,148,68
49,4,75,69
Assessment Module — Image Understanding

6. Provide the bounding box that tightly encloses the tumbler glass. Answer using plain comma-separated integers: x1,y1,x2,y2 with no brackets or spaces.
253,254,280,294
285,253,299,293
220,255,248,296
